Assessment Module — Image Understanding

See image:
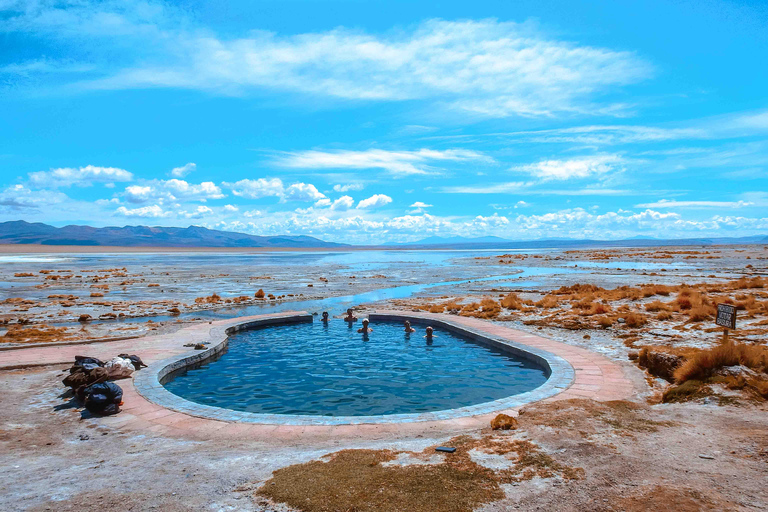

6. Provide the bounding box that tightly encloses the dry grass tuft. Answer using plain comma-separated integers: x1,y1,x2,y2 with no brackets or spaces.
3,324,74,343
673,343,768,383
500,292,524,310
194,293,222,304
624,312,648,328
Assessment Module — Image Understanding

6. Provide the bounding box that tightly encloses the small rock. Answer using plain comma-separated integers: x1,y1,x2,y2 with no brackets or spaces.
617,317,626,324
698,454,715,460
79,434,90,441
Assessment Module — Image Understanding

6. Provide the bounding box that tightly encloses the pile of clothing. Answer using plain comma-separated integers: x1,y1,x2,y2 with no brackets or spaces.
63,353,147,416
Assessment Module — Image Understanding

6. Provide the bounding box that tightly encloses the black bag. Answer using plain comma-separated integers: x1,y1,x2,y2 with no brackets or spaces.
82,382,123,415
70,356,104,374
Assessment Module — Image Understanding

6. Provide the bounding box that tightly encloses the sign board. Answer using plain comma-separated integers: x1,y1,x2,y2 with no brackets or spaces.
715,303,737,329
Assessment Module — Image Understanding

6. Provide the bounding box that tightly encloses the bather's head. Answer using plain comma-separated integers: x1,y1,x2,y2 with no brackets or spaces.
322,311,329,320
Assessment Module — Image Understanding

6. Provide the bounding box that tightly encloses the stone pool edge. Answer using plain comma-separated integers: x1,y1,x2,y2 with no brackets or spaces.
134,311,575,425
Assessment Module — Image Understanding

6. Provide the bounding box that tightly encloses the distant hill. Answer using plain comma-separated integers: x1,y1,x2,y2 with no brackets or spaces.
390,234,768,249
407,235,511,245
0,221,345,248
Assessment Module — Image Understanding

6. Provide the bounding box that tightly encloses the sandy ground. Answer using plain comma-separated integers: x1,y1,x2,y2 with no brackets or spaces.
0,365,765,511
0,245,766,511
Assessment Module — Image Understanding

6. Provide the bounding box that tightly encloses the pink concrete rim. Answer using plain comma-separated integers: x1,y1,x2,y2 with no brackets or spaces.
1,311,637,441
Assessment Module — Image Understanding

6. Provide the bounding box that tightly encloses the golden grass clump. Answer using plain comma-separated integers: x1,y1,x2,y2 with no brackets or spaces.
3,324,73,343
254,289,265,299
687,305,714,322
534,295,559,309
673,342,768,384
500,292,524,310
597,316,613,328
644,300,670,312
624,312,648,328
194,293,222,304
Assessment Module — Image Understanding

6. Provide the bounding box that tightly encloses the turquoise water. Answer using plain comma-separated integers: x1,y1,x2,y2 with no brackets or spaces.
163,320,548,416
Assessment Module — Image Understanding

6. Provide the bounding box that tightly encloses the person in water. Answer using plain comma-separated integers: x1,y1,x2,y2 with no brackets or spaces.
404,320,416,333
321,311,329,323
344,308,357,322
424,326,436,340
357,318,373,333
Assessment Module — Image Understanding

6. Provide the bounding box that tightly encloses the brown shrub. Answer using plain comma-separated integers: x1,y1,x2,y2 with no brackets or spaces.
500,293,524,310
656,311,673,321
597,316,613,328
254,289,265,299
673,343,768,383
534,295,559,309
675,296,692,310
687,305,714,322
477,299,501,319
89,292,104,298
14,272,34,277
644,300,670,312
624,312,648,328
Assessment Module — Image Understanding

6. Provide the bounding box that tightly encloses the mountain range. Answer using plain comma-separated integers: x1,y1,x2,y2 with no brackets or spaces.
0,220,766,249
0,221,344,248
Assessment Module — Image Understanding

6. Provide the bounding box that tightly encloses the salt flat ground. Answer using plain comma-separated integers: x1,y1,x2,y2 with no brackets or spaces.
0,245,766,511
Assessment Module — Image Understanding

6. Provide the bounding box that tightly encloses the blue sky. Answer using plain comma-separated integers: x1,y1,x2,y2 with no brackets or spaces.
1,0,767,244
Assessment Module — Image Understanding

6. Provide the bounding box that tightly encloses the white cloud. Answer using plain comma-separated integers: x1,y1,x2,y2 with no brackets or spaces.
87,19,650,118
0,184,67,210
283,182,325,202
514,201,529,208
441,182,530,194
29,165,133,187
243,209,263,218
357,194,393,209
124,185,154,203
223,178,326,202
513,155,623,181
410,202,432,208
635,199,754,208
333,183,364,192
162,179,224,200
203,205,768,245
223,204,239,212
170,162,196,177
115,204,170,218
502,125,705,145
123,179,224,203
182,205,213,218
330,195,355,211
225,178,284,199
275,148,490,176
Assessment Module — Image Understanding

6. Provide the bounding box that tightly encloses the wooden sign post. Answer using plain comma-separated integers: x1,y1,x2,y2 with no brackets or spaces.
715,303,737,343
